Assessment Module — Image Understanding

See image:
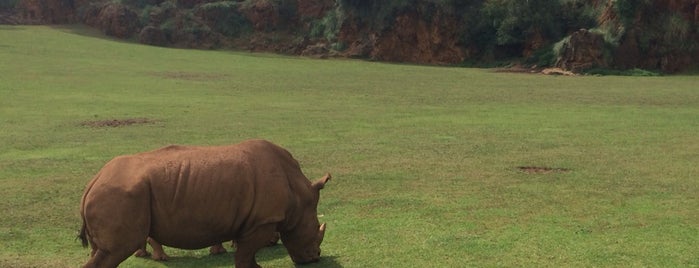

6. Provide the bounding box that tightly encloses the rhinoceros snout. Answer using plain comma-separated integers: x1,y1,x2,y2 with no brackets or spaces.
293,256,320,264
291,248,321,264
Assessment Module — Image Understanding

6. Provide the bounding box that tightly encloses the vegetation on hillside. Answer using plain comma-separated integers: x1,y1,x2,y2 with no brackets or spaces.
3,0,699,72
0,0,18,9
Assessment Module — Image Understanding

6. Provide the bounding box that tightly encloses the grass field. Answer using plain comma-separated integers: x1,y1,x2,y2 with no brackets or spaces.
1,25,698,267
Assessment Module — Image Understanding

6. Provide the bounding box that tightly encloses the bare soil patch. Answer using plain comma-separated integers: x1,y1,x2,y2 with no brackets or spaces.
80,118,156,128
517,166,570,174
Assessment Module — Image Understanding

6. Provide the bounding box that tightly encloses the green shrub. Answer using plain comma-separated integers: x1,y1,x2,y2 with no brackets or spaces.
613,0,652,27
120,0,152,8
159,17,176,40
462,0,597,61
588,25,623,46
339,0,419,29
559,0,599,32
196,1,251,37
139,4,156,25
179,11,213,38
272,0,297,25
138,1,177,26
526,45,557,67
657,13,695,53
0,0,18,9
552,35,571,57
310,8,342,41
482,0,564,46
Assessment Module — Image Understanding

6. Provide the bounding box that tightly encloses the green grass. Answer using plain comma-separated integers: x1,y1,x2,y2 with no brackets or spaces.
1,25,698,267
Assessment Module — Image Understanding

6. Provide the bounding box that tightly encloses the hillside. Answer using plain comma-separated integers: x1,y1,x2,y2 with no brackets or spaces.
3,0,699,73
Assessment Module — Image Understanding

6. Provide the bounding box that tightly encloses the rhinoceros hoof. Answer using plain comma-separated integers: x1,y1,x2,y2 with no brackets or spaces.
133,249,150,257
210,244,227,255
267,234,280,246
151,252,169,261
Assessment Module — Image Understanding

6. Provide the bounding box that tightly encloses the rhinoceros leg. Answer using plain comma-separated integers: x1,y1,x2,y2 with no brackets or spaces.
133,242,149,258
146,237,170,261
234,223,278,268
210,243,227,255
83,240,144,268
83,220,149,267
82,188,150,267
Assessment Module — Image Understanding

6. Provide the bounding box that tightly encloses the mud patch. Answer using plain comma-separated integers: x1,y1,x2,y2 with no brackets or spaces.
80,118,156,128
148,71,227,81
517,166,570,174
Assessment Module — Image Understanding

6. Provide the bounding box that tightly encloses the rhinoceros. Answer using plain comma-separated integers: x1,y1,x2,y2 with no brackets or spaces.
78,139,330,268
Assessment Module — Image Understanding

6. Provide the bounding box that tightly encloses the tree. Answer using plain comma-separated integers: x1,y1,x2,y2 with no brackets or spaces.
0,0,18,9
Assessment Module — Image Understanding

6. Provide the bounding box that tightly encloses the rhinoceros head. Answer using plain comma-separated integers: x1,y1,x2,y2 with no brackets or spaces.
282,173,330,264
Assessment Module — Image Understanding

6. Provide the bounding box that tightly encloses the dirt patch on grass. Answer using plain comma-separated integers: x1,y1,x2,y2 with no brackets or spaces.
80,118,156,128
148,71,227,81
517,166,570,174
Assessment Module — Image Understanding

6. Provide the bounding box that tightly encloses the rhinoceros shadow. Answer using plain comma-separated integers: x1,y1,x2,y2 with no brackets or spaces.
298,255,342,268
155,245,342,267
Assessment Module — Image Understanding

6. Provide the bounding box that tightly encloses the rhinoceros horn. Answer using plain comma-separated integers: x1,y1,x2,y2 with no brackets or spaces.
312,173,331,191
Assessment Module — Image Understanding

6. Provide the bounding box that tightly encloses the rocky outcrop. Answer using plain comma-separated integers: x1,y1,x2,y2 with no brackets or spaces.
372,12,464,64
555,29,607,72
338,4,465,65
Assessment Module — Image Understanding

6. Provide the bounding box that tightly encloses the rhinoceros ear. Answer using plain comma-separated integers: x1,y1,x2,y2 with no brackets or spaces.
312,173,332,191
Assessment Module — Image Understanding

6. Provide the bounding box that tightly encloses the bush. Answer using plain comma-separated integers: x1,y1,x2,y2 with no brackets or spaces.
139,4,156,25
338,0,419,29
613,0,652,27
120,0,153,9
482,0,563,46
159,17,176,41
463,0,597,61
138,1,177,26
657,13,695,53
559,0,598,33
309,8,342,41
272,0,297,25
196,1,251,37
0,0,18,9
526,45,557,67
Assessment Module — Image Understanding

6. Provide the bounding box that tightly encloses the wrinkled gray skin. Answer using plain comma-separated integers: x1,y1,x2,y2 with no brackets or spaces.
79,139,330,268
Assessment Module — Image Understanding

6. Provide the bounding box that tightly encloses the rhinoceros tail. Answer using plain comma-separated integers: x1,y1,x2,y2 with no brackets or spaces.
78,221,88,247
